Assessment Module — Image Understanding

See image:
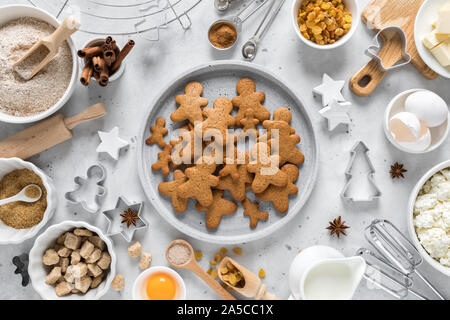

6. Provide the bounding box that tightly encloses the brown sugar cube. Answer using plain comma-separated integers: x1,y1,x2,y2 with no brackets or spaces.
75,276,93,294
64,233,82,250
57,247,72,258
88,236,106,250
65,263,88,283
138,252,152,270
74,228,93,237
87,264,103,278
45,267,62,285
80,240,95,259
86,248,102,264
128,241,142,258
43,249,60,266
90,274,103,289
111,274,125,291
97,252,111,270
55,281,73,297
56,232,68,245
60,257,69,273
71,250,81,265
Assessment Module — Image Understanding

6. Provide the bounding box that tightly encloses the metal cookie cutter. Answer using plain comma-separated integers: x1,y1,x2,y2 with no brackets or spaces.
102,196,148,243
341,141,382,202
365,26,411,72
65,164,107,214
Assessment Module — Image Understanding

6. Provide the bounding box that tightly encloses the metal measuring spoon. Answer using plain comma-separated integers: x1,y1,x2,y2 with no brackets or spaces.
0,184,42,206
208,0,269,50
242,0,286,61
214,0,233,11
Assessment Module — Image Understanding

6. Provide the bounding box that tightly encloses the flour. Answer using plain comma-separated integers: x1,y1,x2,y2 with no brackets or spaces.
0,17,72,117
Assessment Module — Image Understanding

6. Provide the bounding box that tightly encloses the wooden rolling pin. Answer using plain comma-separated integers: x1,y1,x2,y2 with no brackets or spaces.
0,102,106,159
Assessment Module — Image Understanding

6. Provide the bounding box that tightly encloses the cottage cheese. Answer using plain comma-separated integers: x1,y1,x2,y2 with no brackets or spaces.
414,168,450,267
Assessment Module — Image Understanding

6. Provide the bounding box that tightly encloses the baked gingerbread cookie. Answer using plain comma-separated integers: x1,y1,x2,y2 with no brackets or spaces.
255,164,299,213
171,82,209,124
232,78,270,124
242,198,268,228
240,108,259,132
145,117,168,149
217,162,253,202
197,97,235,144
247,142,288,193
152,144,173,176
177,156,219,207
158,170,188,213
195,190,237,229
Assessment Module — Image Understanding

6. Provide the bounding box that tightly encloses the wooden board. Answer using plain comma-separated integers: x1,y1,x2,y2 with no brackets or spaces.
361,0,438,79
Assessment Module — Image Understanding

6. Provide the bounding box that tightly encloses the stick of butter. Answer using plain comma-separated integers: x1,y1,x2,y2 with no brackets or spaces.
431,41,450,67
436,3,450,34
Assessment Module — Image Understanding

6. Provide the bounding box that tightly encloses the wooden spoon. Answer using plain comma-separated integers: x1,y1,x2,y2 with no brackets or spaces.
165,239,236,300
218,257,278,300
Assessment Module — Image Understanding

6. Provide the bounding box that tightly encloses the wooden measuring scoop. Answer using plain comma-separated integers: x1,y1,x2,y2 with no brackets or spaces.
350,27,411,97
166,240,236,300
218,257,278,300
14,16,80,80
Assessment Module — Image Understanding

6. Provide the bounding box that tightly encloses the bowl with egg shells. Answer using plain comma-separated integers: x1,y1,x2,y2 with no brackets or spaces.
292,0,360,50
407,160,450,277
0,157,56,245
0,5,78,124
29,220,117,300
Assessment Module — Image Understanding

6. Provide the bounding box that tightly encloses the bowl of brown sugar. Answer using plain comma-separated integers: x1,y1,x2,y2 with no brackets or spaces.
0,158,56,244
0,5,78,124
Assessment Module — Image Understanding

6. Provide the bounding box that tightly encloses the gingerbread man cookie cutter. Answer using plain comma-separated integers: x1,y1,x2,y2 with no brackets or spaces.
65,163,107,214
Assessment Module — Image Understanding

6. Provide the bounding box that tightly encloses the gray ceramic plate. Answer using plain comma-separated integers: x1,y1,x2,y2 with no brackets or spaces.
137,61,319,244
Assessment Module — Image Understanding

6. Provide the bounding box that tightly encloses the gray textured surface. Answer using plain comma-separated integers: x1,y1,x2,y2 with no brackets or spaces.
0,0,449,300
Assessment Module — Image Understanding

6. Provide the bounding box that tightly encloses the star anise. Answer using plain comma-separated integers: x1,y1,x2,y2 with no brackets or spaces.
326,216,350,238
390,162,407,179
120,208,140,228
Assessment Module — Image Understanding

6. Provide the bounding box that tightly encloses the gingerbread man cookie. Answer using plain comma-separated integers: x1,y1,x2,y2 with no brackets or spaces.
171,82,209,124
240,108,259,132
195,190,237,229
151,144,173,176
177,157,219,207
242,198,268,228
217,163,253,202
158,170,188,213
145,117,168,149
197,97,235,144
255,164,299,213
247,142,288,193
232,78,270,124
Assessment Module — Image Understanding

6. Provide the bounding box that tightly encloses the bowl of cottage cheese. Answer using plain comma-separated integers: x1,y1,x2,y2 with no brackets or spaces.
408,160,450,276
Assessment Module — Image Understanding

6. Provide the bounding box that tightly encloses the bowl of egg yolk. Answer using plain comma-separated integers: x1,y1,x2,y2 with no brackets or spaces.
133,266,186,300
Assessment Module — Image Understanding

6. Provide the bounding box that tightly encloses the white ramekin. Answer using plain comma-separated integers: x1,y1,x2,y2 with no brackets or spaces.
407,160,450,277
29,220,117,300
0,158,56,245
0,5,78,124
383,89,449,154
291,0,360,50
132,266,186,300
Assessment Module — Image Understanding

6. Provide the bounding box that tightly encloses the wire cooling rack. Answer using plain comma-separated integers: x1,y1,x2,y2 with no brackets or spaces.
27,0,202,40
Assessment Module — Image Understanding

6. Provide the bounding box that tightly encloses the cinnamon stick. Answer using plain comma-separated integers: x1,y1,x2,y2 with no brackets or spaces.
92,56,105,73
80,60,93,86
102,43,116,66
110,40,135,74
99,64,109,87
77,46,103,59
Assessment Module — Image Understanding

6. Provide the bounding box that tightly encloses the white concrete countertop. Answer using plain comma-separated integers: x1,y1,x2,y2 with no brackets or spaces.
0,0,449,300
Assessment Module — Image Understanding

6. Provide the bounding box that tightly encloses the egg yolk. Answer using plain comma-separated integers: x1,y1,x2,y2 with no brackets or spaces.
146,273,177,300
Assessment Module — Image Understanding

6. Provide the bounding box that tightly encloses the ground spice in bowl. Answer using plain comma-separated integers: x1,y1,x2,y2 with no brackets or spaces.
0,169,47,229
208,21,238,49
167,243,191,266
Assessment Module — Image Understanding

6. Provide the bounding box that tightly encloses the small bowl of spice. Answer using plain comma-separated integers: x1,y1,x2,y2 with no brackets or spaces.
292,0,360,49
208,20,239,50
0,157,56,244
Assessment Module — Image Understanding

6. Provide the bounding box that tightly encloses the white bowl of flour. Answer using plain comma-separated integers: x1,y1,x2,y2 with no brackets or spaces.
0,5,78,124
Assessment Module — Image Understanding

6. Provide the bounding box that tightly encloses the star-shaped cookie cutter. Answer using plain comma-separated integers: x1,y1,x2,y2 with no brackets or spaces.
365,26,411,72
341,141,382,202
102,196,148,242
65,163,107,214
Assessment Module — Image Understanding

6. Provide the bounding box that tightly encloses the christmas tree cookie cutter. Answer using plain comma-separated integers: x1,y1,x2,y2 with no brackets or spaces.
341,141,381,202
65,163,107,213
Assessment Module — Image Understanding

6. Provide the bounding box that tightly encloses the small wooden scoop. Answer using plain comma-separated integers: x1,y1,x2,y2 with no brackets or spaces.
0,102,107,159
14,16,80,80
218,257,278,300
166,240,236,300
